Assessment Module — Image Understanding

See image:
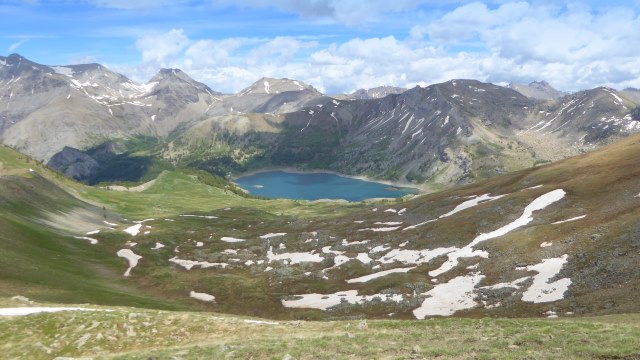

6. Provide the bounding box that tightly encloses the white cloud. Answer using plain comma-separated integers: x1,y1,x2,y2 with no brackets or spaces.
8,38,28,52
183,38,247,69
115,3,640,94
135,29,190,65
245,36,318,66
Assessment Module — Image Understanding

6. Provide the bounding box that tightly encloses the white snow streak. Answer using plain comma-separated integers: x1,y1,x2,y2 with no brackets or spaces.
116,249,142,277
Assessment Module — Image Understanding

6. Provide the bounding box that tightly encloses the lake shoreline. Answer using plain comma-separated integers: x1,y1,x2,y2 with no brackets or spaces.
231,167,424,192
231,168,424,202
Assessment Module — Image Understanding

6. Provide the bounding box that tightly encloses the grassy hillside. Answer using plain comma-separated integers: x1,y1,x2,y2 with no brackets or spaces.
0,302,639,359
0,144,365,311
4,131,640,320
2,136,640,358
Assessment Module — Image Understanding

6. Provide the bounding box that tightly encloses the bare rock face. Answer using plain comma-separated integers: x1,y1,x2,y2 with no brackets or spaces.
47,146,99,181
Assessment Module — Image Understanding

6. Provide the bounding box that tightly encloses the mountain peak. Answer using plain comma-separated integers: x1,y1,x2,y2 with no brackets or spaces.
150,68,190,82
349,85,407,99
238,77,316,96
6,53,26,61
508,80,564,101
1,53,33,66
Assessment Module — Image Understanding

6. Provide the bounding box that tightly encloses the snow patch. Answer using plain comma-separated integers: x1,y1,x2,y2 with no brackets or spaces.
190,291,215,302
220,236,247,243
74,236,98,245
51,66,74,77
370,245,390,253
440,193,505,219
413,272,485,318
552,215,586,224
520,254,571,303
402,219,437,231
259,233,287,239
123,224,142,236
169,257,228,270
380,247,457,266
430,189,566,277
357,226,401,232
282,290,403,310
346,267,415,283
116,249,142,277
355,252,372,264
179,214,218,219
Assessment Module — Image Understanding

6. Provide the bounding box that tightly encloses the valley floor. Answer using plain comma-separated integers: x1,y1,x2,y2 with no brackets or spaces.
1,299,639,359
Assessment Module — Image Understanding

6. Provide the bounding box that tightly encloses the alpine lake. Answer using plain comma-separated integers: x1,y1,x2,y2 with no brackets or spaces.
235,170,418,201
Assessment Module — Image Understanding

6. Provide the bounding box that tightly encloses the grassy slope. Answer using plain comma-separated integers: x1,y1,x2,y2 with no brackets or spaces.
79,133,640,320
4,132,640,319
0,146,212,310
78,170,363,219
0,302,638,359
2,137,640,357
0,144,364,311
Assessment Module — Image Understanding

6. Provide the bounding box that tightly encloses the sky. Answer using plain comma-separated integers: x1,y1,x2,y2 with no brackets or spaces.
2,0,640,93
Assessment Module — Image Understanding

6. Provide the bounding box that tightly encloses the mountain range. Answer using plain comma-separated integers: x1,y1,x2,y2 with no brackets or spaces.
2,53,640,190
3,52,640,359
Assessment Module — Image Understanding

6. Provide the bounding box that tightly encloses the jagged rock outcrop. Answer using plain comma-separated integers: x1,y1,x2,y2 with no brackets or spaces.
47,146,99,181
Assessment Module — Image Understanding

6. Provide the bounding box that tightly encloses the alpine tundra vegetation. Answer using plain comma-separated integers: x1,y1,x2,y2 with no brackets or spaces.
2,0,640,359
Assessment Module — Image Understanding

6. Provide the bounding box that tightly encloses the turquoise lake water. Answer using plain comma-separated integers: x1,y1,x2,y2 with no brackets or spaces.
235,171,417,201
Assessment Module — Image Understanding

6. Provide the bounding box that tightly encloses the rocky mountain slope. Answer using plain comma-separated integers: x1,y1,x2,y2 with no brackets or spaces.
4,54,640,189
0,55,331,163
266,79,639,188
0,54,223,160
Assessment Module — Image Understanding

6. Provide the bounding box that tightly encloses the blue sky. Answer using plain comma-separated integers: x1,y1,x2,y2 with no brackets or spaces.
2,1,640,93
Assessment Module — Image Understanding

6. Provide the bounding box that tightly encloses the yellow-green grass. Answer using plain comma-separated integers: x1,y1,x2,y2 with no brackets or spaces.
78,170,366,219
0,302,638,359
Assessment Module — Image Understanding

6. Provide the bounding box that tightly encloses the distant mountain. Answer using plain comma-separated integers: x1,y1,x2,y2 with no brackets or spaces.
265,79,639,187
270,80,539,186
208,77,328,115
508,81,564,101
3,54,640,188
0,54,220,160
621,87,640,104
349,86,407,99
0,56,324,161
